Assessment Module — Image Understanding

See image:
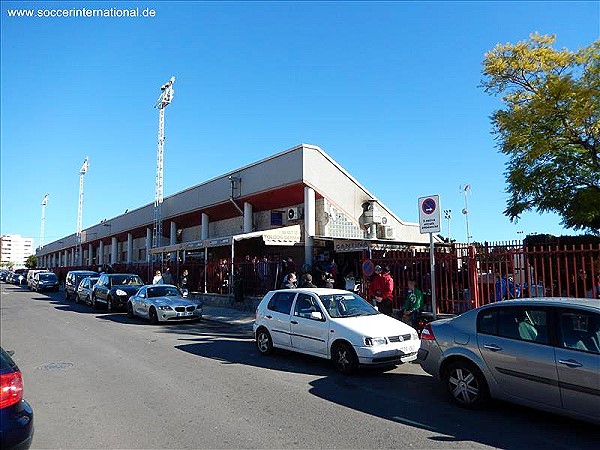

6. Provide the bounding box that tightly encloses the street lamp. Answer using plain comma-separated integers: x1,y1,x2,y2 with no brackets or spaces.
443,209,452,241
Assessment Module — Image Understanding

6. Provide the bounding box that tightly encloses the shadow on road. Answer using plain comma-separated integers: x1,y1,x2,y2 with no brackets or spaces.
175,334,598,450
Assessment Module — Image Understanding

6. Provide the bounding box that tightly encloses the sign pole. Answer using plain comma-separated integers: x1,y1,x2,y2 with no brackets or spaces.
430,232,437,320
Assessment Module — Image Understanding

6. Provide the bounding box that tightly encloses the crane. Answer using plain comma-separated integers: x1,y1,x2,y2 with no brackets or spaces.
39,194,49,248
152,76,175,252
76,157,89,265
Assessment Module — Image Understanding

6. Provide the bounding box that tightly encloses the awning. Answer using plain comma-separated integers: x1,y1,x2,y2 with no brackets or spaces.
149,225,301,254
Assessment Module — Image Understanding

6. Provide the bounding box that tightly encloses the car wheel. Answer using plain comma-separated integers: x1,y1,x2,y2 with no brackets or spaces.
107,297,113,313
444,360,489,409
127,302,134,318
85,295,90,306
92,294,98,310
332,342,358,375
256,328,274,355
149,307,159,325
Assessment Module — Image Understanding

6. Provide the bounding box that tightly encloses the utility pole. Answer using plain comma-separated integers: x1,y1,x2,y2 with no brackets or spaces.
76,157,89,266
152,76,175,254
39,194,49,248
460,184,472,244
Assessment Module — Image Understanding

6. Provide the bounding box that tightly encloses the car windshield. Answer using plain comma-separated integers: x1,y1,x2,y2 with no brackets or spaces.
39,273,57,281
112,275,143,286
147,286,182,298
319,292,378,318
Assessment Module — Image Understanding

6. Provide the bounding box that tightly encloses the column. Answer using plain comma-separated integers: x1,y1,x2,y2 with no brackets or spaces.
145,228,152,263
201,213,209,240
88,244,93,266
127,233,133,264
98,242,104,267
304,187,316,268
111,237,117,265
170,222,177,262
243,202,253,233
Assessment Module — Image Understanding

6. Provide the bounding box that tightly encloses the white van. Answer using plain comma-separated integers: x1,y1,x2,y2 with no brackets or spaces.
27,269,50,290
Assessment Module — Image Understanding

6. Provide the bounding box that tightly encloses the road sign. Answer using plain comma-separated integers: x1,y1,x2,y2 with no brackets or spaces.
418,195,441,234
362,259,375,277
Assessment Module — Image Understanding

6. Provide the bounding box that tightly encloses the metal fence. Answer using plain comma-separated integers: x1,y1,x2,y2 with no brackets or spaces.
54,241,600,314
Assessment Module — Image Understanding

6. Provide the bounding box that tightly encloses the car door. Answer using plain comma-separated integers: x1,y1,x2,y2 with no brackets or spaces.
477,305,561,408
133,287,148,317
264,292,295,348
290,293,329,356
554,308,600,421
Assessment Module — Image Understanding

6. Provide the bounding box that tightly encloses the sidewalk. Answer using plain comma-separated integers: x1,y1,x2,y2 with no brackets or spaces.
201,305,255,329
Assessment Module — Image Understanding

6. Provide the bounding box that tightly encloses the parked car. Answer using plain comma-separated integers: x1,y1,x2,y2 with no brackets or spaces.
418,298,599,424
0,347,34,450
26,270,50,290
253,288,420,374
32,272,59,292
8,272,26,286
0,270,9,282
91,273,144,312
127,285,203,323
76,276,100,305
65,270,98,301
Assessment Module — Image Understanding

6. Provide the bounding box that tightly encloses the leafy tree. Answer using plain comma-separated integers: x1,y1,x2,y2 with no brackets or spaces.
25,255,37,269
481,33,600,234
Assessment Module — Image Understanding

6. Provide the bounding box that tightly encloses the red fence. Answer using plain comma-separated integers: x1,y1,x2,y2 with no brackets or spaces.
55,241,600,313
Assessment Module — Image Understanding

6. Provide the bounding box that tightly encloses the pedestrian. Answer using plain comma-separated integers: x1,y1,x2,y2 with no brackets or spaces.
298,273,317,288
370,265,394,315
152,270,163,285
162,267,174,285
178,269,189,296
280,272,297,289
401,279,423,327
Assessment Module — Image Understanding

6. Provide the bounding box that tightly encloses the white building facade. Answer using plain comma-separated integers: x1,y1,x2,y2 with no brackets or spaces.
1,234,35,267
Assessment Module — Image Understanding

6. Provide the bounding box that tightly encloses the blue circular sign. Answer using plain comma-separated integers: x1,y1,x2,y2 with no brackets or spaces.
362,259,375,277
422,198,436,215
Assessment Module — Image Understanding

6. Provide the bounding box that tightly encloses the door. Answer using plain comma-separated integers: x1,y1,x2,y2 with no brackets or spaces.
264,292,295,348
290,294,329,356
555,309,600,421
477,306,561,408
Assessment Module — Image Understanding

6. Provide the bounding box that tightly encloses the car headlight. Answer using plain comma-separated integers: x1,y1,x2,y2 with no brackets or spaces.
115,289,127,296
365,337,387,346
157,305,173,311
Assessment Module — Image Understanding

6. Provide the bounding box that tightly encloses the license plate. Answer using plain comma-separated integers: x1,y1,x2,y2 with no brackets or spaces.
177,312,192,317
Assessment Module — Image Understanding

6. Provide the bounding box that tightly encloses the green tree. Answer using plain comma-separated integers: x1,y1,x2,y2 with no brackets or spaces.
481,33,600,234
25,255,37,269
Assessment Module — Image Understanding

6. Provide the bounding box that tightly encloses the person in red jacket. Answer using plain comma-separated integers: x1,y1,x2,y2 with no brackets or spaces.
369,265,394,316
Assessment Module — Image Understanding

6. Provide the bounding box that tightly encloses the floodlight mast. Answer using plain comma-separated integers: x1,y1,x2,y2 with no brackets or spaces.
39,194,49,248
76,157,89,265
152,76,175,252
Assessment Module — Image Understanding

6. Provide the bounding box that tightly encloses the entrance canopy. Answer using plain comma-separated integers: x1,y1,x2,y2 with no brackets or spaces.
149,225,301,255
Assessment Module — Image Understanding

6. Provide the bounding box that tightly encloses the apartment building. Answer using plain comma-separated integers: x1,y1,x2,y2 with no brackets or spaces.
1,234,35,267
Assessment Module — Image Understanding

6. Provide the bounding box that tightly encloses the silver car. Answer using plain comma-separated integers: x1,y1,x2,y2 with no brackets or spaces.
418,298,599,424
127,285,203,324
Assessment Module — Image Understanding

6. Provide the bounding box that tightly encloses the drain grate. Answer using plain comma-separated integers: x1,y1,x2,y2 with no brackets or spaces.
38,362,74,371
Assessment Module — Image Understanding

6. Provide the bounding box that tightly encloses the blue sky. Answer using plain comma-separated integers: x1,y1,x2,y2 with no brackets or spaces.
2,1,599,248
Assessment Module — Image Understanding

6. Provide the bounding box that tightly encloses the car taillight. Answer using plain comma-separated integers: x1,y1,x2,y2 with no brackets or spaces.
0,370,24,408
420,323,435,341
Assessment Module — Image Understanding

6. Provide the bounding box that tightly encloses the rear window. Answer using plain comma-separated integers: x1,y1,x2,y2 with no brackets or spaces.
267,292,295,315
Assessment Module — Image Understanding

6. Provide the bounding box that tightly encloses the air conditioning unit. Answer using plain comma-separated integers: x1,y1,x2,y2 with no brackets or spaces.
287,207,303,221
383,226,395,240
377,225,395,239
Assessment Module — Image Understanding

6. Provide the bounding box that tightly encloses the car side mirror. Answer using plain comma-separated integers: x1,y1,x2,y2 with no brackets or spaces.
310,311,324,321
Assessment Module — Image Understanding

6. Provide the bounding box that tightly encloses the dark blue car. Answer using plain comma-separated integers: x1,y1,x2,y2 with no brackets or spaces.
0,347,34,450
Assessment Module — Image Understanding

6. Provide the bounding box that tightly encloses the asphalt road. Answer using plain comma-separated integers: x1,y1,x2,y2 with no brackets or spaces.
1,283,597,449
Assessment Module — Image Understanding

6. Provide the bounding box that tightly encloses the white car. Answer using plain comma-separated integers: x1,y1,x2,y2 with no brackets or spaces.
127,285,203,324
253,288,420,374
